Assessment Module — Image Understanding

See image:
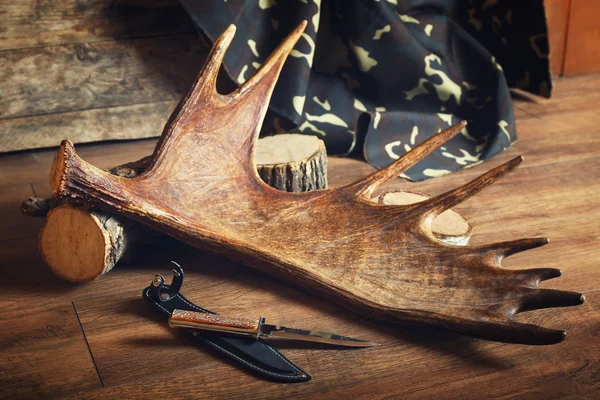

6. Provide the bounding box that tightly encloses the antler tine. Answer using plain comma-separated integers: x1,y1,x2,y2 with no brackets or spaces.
477,238,549,262
200,24,236,90
416,156,523,219
195,24,237,97
499,321,567,345
148,25,236,166
517,288,585,314
452,316,568,345
221,21,307,172
344,121,467,200
515,267,563,286
233,20,307,98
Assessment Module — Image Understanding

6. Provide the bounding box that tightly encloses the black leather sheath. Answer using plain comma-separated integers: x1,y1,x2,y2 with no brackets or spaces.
142,264,310,383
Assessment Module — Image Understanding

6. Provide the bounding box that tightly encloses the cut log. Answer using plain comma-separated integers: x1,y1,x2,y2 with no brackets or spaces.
40,205,136,282
255,134,327,191
30,134,327,282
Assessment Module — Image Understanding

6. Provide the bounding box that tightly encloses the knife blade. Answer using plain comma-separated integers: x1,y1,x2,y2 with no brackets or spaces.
168,309,378,347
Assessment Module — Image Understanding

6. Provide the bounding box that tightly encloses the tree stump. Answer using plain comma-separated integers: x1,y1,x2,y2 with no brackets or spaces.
256,134,327,191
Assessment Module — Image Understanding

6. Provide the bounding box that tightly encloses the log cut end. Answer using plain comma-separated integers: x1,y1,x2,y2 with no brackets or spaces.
39,205,124,282
256,134,327,192
380,191,472,245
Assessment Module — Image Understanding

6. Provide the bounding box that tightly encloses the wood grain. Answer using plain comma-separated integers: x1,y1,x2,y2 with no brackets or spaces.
0,0,209,153
0,183,43,241
389,156,600,232
0,235,247,313
71,274,381,387
0,34,206,121
169,310,260,335
63,291,599,399
0,0,195,51
543,0,571,75
513,74,600,118
0,303,101,398
1,101,177,152
563,0,600,75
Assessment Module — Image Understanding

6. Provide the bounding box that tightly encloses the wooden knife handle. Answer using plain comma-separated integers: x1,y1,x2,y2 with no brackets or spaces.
169,309,260,336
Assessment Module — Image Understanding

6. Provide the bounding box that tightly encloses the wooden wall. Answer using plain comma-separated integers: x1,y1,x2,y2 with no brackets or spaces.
545,0,600,75
0,0,208,153
1,1,597,153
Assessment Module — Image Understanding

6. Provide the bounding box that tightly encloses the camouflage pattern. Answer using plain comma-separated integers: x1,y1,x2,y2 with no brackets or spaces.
180,0,552,181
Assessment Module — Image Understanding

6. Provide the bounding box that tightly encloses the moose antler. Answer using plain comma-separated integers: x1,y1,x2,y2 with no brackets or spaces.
49,21,584,345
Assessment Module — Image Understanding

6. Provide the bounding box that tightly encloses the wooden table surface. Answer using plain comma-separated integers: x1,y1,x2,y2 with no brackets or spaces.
0,73,599,399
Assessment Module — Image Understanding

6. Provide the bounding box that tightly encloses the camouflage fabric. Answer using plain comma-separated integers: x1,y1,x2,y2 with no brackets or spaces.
180,0,552,181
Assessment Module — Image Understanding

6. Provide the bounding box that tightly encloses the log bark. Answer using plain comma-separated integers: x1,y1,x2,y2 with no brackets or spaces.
256,134,327,191
28,134,327,282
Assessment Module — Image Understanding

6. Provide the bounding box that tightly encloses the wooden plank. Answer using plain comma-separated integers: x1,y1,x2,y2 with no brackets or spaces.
470,214,600,293
3,211,596,396
69,273,475,388
0,0,195,51
1,101,176,153
563,0,600,75
73,273,357,387
543,0,571,75
513,108,600,165
1,74,597,186
0,235,245,312
14,103,600,191
0,183,43,241
513,74,600,117
0,34,207,120
0,303,101,398
62,292,600,399
377,155,599,235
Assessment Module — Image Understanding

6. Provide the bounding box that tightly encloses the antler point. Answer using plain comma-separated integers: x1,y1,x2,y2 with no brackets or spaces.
559,331,567,342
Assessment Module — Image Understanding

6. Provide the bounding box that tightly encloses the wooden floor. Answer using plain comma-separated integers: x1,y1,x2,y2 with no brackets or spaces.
1,74,599,399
